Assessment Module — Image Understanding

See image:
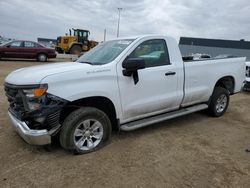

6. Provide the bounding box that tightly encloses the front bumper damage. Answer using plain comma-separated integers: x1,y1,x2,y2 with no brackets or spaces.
7,93,67,145
8,111,60,145
5,82,68,145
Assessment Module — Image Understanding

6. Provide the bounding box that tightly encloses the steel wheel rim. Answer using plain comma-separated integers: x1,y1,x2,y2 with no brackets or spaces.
215,94,227,113
73,119,104,151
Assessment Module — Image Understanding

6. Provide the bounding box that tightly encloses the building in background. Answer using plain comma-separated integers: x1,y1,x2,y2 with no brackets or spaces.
179,37,250,61
37,38,57,48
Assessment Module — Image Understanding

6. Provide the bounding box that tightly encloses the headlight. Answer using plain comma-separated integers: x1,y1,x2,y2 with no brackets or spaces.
26,101,42,111
23,84,48,111
23,84,48,98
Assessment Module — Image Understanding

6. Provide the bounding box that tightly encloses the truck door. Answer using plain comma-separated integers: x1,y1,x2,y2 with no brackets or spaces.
117,39,180,123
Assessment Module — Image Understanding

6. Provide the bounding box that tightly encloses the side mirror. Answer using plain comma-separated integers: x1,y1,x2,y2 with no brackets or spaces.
122,58,145,76
122,57,146,84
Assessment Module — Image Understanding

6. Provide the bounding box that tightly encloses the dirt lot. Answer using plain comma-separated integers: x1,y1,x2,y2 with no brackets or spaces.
0,59,249,188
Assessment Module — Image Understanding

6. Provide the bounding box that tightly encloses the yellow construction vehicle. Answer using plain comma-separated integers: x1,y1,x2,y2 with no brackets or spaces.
55,28,98,55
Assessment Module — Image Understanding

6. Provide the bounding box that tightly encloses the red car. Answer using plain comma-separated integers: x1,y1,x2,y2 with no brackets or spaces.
0,40,56,62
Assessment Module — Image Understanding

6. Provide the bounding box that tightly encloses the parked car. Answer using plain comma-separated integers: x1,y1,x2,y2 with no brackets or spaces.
4,35,246,154
0,40,56,62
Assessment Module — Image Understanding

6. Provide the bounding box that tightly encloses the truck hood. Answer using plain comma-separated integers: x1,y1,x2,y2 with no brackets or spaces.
5,62,91,85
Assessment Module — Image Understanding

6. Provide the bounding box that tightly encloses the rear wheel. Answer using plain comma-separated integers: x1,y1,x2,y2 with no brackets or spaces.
37,53,48,62
70,45,82,55
208,87,229,117
60,107,112,154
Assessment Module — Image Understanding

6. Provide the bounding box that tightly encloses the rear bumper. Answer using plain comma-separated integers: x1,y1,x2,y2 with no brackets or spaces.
8,111,60,145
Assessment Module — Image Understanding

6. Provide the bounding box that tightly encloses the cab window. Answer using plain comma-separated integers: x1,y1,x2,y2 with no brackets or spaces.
24,41,35,48
79,31,88,37
129,39,170,67
9,41,22,47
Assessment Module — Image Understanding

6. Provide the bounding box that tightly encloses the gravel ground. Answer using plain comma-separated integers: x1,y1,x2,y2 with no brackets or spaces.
0,59,249,188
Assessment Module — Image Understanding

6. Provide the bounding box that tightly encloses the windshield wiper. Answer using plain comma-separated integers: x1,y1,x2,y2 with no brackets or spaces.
78,61,94,65
78,61,104,65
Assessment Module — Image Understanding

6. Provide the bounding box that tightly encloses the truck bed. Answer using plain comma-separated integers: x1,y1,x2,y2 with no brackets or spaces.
181,57,246,107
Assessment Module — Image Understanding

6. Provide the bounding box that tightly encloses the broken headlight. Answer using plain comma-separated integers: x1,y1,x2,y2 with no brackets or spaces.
23,84,48,111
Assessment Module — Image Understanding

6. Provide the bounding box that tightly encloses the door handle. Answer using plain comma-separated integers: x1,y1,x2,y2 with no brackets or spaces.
165,71,176,76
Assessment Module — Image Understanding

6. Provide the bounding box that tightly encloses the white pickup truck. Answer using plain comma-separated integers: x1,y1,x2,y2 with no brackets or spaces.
5,35,245,154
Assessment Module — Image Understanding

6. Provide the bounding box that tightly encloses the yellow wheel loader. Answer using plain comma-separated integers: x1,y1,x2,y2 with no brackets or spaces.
55,28,98,55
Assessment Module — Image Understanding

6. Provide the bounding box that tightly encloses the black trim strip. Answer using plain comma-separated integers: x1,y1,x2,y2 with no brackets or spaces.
183,56,244,62
4,82,41,89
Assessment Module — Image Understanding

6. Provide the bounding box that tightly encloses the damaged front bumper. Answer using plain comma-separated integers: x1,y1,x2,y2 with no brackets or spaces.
4,83,68,145
8,111,60,145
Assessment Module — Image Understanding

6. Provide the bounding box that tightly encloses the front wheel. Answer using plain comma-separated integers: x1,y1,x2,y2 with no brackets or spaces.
208,87,229,117
69,45,82,55
60,107,112,154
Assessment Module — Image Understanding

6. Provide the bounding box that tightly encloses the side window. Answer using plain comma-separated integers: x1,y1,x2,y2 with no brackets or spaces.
129,39,170,67
9,41,22,47
82,32,88,37
24,41,35,48
79,31,87,37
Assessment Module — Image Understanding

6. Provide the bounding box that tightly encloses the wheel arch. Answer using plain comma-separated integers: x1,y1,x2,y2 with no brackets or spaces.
214,76,235,94
59,96,119,131
36,52,48,57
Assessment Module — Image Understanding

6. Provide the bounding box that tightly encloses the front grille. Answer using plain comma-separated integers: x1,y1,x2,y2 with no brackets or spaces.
246,66,250,77
47,110,60,128
4,84,26,117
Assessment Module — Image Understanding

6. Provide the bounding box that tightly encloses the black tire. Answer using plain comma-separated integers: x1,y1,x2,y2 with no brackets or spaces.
37,53,48,62
208,87,229,117
60,107,112,154
70,45,82,55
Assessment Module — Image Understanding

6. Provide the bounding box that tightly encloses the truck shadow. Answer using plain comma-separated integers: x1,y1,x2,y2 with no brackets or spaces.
27,111,210,155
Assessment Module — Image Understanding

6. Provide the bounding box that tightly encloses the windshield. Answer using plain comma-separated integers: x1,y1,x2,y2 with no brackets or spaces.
77,39,134,65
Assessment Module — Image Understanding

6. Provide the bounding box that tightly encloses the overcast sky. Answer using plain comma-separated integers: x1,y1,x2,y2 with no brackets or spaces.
0,0,249,42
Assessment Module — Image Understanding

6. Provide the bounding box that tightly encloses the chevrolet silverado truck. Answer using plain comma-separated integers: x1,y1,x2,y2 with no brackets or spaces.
4,35,246,154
